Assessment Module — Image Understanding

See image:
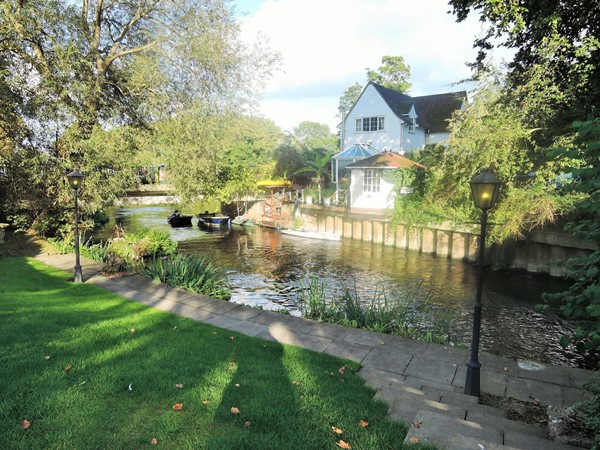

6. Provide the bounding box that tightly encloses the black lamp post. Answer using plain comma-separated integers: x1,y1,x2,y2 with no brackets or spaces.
67,169,84,283
464,170,501,396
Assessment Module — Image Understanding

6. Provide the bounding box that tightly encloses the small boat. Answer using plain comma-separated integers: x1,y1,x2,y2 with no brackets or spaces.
167,211,193,227
231,217,255,227
197,212,230,227
280,229,341,241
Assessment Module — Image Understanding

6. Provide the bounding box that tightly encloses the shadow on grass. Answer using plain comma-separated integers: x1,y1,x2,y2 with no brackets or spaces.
0,231,45,258
0,258,413,449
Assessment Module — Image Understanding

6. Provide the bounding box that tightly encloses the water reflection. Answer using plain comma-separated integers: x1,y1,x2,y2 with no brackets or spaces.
96,204,589,368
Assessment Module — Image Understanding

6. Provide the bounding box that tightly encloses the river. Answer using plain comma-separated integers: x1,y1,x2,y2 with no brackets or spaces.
96,204,591,368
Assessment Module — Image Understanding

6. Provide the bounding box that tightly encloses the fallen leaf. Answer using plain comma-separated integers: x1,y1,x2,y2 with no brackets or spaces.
173,403,183,411
331,426,343,435
128,383,132,391
244,421,251,428
529,396,540,406
65,364,72,373
409,436,420,444
379,340,385,345
412,420,421,428
231,407,241,415
337,440,351,449
130,328,136,333
229,336,235,340
292,380,301,385
299,395,305,400
229,361,237,366
503,367,510,373
175,383,183,389
44,355,50,360
173,326,177,330
359,419,369,428
235,383,240,388
212,331,217,335
151,437,158,445
203,400,210,405
338,365,347,375
21,420,31,430
338,378,344,382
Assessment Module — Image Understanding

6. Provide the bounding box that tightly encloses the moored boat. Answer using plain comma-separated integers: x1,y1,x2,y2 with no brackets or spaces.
280,229,341,241
231,217,255,227
167,211,193,227
197,212,230,227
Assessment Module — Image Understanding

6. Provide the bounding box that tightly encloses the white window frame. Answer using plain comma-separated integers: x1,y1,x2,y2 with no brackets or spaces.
363,169,381,193
356,116,385,132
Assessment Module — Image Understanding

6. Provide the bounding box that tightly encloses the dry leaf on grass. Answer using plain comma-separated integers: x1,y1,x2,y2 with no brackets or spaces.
203,400,210,405
173,403,183,411
409,436,420,444
151,437,158,445
175,383,183,389
21,420,31,430
229,336,235,340
338,378,344,382
359,419,369,427
44,355,50,360
331,426,343,435
130,328,136,333
337,439,351,449
65,364,72,373
244,421,251,428
338,365,347,375
229,361,237,366
231,407,241,415
234,383,240,388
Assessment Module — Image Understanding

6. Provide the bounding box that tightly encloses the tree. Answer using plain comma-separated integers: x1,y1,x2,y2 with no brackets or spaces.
293,121,337,154
541,120,600,355
294,151,334,203
337,55,412,117
449,0,600,122
337,83,363,118
0,0,277,233
367,55,412,93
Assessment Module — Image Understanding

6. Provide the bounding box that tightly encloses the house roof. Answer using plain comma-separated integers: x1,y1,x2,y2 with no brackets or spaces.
333,143,380,160
369,82,466,133
345,151,426,170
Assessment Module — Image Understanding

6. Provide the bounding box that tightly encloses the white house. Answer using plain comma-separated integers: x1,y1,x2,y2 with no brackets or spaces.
340,81,467,154
346,151,425,213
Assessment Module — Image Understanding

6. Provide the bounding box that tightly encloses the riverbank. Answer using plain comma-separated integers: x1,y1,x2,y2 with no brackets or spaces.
31,252,597,449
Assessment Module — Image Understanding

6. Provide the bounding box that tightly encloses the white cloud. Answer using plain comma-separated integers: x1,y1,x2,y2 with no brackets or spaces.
240,0,496,132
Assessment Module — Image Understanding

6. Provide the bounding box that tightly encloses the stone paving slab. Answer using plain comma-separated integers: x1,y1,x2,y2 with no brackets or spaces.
404,355,459,385
361,347,413,374
453,364,509,397
322,339,372,362
403,410,503,446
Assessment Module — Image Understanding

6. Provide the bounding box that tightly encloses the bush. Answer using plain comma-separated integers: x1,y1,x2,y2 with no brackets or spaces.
579,371,600,449
137,252,230,300
111,228,177,261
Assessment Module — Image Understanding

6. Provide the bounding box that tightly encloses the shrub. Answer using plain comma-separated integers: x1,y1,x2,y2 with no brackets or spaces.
137,253,230,300
111,228,177,261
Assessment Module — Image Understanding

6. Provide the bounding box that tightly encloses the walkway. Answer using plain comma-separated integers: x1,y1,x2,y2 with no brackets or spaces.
34,253,594,449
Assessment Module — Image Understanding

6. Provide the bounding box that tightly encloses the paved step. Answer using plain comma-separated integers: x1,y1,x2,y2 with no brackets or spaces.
403,410,583,449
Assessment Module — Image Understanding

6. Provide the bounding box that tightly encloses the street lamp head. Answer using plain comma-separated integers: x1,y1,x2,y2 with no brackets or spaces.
67,169,84,190
470,170,501,211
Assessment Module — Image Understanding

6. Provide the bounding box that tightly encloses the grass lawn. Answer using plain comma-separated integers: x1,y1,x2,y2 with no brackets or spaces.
0,257,429,449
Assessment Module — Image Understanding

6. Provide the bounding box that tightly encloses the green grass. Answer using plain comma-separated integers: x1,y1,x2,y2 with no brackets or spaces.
0,257,432,450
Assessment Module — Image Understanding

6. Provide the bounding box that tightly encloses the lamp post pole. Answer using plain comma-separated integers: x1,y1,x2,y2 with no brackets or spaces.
464,208,488,396
73,187,82,283
464,170,501,397
67,169,84,283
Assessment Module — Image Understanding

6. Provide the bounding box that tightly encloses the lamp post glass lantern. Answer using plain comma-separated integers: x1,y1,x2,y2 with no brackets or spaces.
67,170,84,282
464,170,501,396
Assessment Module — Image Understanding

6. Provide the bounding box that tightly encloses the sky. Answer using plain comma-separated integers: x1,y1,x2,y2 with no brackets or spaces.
236,0,506,133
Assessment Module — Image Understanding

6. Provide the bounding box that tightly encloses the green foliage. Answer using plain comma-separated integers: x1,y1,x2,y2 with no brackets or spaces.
112,228,177,261
578,371,600,448
337,82,363,117
367,55,412,93
138,253,231,300
541,119,600,355
296,277,450,344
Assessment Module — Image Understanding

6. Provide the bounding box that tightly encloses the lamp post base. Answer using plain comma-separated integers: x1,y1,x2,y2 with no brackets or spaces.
464,360,481,396
74,264,83,283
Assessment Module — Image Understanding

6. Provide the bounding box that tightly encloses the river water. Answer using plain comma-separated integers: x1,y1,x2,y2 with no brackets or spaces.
96,204,591,368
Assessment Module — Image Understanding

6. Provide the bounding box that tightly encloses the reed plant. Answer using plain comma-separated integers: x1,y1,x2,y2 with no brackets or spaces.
296,276,450,344
138,252,231,300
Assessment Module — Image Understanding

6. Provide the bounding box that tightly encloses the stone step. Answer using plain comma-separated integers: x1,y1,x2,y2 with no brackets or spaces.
404,410,583,449
466,409,548,440
380,389,467,424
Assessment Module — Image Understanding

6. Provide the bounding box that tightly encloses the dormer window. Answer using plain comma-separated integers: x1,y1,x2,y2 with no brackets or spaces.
356,116,384,132
408,118,416,133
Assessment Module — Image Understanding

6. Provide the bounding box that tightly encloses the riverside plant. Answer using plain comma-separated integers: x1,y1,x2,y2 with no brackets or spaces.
296,276,451,344
138,252,231,300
